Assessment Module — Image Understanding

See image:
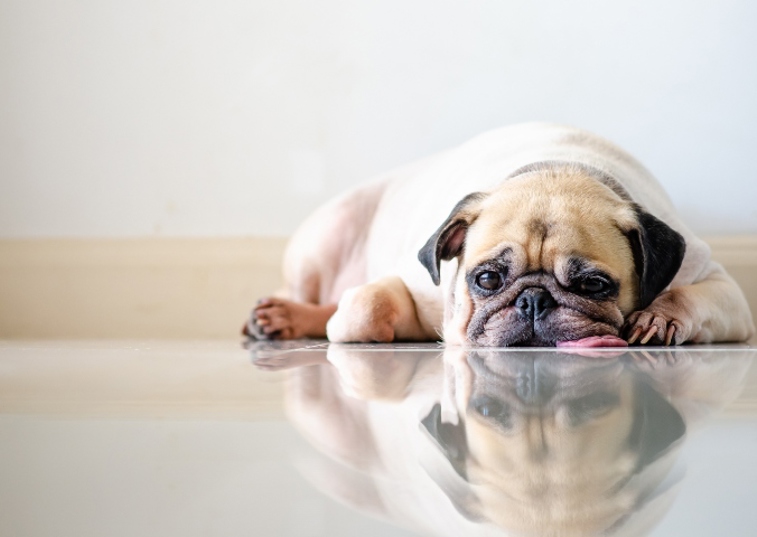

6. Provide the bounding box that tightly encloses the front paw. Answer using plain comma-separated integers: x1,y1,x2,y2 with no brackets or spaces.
623,294,691,346
326,285,398,343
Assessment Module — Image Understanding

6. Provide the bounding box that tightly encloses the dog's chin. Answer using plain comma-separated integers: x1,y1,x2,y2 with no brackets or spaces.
468,307,623,348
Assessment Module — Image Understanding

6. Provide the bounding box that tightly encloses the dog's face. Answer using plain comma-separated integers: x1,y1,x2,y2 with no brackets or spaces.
419,164,686,346
463,354,639,536
422,351,687,536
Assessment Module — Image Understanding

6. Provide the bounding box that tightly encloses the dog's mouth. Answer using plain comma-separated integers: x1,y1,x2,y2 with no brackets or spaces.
469,309,626,348
556,335,628,348
466,280,627,348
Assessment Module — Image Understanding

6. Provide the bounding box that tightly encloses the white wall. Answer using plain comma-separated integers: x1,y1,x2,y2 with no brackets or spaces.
2,0,756,238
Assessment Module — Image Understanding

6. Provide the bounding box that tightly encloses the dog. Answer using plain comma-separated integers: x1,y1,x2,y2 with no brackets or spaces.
276,345,754,536
245,123,754,346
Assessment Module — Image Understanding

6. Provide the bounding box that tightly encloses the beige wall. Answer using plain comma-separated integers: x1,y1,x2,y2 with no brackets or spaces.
0,238,285,339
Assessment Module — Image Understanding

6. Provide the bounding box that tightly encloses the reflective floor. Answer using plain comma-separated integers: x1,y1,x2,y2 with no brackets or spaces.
1,340,756,536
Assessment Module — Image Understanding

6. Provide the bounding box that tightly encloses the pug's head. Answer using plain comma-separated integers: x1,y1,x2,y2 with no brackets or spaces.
421,350,687,536
418,162,686,346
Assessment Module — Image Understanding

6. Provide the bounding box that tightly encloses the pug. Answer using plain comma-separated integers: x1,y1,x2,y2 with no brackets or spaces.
246,123,754,346
421,349,688,537
279,346,754,537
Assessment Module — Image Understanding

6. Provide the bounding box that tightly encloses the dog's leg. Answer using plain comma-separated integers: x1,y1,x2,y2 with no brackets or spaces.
244,298,337,339
243,178,389,340
624,265,755,345
326,276,436,343
326,347,426,400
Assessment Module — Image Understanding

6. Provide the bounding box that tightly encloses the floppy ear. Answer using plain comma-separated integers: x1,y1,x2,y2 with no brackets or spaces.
418,193,485,285
628,380,686,470
626,207,686,310
421,403,469,478
420,403,484,522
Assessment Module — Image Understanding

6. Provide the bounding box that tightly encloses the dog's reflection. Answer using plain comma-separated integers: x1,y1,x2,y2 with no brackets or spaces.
430,350,688,536
264,347,752,536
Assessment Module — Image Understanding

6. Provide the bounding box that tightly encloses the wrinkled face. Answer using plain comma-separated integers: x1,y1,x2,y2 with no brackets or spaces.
462,353,638,533
439,171,642,346
462,353,636,482
433,351,686,536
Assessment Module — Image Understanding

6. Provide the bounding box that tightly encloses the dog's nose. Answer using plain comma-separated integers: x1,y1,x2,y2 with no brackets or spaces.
515,361,557,405
515,287,557,321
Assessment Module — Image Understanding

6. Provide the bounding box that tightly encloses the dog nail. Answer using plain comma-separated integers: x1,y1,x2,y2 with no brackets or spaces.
665,324,676,346
640,326,657,345
639,350,657,366
628,327,642,344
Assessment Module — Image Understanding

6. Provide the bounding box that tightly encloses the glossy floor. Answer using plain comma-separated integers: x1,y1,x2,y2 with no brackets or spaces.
1,340,755,536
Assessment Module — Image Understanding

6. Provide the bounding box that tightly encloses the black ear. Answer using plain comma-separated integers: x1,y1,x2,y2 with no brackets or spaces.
626,207,686,310
420,404,484,521
628,380,686,470
418,193,485,285
420,403,469,478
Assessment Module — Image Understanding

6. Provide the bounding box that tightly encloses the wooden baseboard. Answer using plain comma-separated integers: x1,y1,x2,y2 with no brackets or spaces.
0,237,287,339
1,235,756,339
704,236,757,333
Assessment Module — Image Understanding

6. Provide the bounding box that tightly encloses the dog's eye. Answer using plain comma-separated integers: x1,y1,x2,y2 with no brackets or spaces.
566,392,619,425
471,396,508,418
580,278,607,294
476,271,504,291
470,396,513,429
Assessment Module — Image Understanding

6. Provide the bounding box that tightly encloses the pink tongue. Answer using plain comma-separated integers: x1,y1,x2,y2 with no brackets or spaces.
556,335,628,348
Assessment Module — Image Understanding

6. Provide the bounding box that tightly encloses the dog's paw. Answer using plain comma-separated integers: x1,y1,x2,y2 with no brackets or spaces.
243,297,333,340
242,297,293,339
623,292,692,346
629,348,691,372
252,351,329,371
242,304,272,340
326,285,398,343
